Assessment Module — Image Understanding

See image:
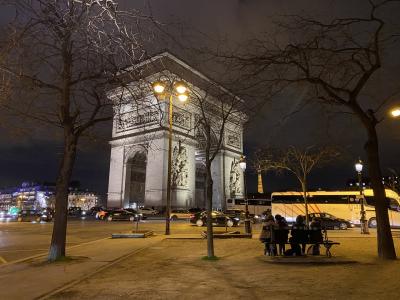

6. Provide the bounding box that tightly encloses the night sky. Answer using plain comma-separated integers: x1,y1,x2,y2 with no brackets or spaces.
0,0,399,198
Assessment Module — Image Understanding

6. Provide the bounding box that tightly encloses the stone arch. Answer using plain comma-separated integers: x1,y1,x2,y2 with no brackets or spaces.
124,151,147,208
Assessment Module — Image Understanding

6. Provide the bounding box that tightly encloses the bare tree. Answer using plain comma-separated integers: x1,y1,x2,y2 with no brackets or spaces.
256,146,339,226
0,0,155,261
221,0,400,259
191,85,244,258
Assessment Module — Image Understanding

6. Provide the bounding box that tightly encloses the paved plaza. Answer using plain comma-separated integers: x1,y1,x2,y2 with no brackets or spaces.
1,220,400,299
51,234,400,300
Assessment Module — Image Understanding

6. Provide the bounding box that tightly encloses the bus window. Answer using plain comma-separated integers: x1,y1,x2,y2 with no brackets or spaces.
389,198,400,212
227,199,233,204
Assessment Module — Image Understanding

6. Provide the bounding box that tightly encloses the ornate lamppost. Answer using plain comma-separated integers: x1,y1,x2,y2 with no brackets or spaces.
152,80,189,235
355,159,369,234
239,155,251,234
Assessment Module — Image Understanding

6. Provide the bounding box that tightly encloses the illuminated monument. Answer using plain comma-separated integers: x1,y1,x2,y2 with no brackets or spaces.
106,52,246,210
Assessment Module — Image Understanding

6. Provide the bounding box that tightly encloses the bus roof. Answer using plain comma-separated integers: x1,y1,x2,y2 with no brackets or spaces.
271,189,399,199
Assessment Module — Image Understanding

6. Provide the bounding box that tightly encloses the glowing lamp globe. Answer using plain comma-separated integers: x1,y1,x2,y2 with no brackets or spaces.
174,82,187,94
152,82,165,94
178,93,188,102
391,108,400,118
239,156,246,171
355,160,363,173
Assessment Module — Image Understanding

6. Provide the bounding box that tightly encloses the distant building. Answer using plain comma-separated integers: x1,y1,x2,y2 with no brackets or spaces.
0,182,99,210
68,190,98,210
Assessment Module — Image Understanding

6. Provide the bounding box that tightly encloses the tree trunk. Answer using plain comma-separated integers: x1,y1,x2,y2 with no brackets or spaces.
205,160,215,258
48,132,78,261
301,181,309,227
365,124,396,259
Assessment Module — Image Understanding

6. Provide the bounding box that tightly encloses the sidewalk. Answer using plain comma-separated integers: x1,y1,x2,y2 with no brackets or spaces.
0,235,164,300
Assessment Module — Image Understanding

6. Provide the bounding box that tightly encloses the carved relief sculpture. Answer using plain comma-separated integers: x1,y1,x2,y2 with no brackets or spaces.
172,142,189,188
229,159,241,197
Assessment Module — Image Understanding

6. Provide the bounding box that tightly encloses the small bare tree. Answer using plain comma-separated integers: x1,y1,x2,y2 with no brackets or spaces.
256,146,340,225
221,0,400,259
1,0,155,261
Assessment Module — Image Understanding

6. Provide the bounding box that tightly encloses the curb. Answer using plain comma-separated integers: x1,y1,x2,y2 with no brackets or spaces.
36,236,164,300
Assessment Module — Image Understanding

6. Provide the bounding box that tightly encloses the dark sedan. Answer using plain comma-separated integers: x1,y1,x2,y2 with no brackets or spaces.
190,211,240,227
106,209,137,222
125,208,147,220
308,212,352,230
225,209,259,223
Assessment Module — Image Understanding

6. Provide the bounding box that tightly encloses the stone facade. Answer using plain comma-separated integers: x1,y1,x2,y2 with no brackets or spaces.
107,52,246,210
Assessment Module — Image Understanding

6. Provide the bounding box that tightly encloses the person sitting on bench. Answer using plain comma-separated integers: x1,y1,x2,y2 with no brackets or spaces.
309,218,323,255
259,214,278,256
286,215,307,256
274,214,289,255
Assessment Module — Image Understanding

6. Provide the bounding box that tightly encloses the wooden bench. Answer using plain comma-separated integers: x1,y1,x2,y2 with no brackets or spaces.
265,229,340,257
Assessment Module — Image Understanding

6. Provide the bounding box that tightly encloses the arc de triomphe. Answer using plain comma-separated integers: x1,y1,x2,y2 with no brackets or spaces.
107,52,246,211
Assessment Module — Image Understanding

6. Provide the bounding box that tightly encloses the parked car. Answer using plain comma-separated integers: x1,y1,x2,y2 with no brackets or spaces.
41,208,54,222
190,211,240,227
88,206,105,216
188,207,203,214
106,209,137,222
17,209,52,222
225,209,259,223
138,207,159,215
125,208,147,220
170,209,191,220
225,209,246,219
307,212,352,230
68,206,82,217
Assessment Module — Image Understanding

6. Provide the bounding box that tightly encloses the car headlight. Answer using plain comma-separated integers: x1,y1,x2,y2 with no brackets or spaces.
234,217,239,221
254,215,259,219
81,211,86,215
42,215,47,218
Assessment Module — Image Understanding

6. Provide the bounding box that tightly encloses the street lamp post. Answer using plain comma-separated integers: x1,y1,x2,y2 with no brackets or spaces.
239,155,251,234
153,80,189,235
355,159,369,234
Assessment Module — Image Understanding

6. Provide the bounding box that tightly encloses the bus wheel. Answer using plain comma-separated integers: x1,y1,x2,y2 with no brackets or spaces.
196,219,204,227
368,218,377,228
339,222,348,230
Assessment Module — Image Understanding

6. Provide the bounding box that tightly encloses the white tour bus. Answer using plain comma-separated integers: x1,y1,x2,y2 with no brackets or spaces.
226,198,271,216
271,189,400,228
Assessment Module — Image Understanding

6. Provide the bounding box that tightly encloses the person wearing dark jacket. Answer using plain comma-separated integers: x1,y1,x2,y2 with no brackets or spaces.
274,214,289,255
259,214,278,255
288,215,307,256
309,218,323,255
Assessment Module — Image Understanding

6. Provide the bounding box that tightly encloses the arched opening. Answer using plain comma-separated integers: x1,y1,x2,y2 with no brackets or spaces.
195,162,206,209
125,152,147,208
